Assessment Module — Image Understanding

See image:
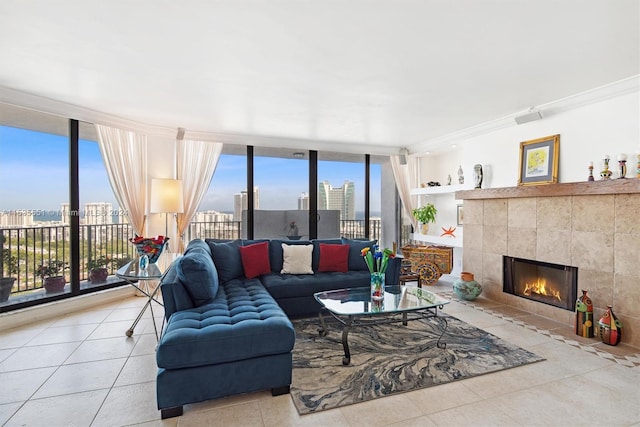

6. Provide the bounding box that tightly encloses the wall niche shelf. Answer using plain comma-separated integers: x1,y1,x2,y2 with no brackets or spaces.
411,232,463,248
410,184,468,196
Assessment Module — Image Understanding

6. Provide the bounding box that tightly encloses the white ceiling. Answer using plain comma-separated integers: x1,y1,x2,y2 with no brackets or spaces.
0,0,638,155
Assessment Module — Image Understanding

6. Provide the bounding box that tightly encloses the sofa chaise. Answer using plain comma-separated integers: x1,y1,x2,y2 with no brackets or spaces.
156,237,401,418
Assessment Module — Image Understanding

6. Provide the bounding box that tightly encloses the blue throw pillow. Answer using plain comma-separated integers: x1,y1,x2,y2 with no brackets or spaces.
207,239,243,283
175,251,218,307
184,239,211,256
341,238,376,271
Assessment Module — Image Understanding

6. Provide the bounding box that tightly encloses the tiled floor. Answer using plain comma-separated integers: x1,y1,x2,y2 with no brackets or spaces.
1,279,639,427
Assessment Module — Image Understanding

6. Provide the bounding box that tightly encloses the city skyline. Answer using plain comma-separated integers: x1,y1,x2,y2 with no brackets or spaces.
1,125,382,214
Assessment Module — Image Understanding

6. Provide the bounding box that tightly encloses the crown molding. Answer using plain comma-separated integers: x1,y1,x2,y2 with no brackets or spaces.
0,86,178,138
0,86,396,155
409,75,640,156
2,75,637,157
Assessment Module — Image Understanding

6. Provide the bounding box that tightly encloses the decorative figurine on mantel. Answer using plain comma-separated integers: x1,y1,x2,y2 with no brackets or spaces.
473,164,483,188
617,153,627,178
447,174,452,185
600,155,612,180
457,165,464,184
587,161,594,181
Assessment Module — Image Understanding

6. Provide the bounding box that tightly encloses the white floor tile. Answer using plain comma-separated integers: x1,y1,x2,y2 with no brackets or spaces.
4,389,109,427
0,367,56,404
114,354,158,387
1,294,638,427
64,336,137,364
33,358,127,398
0,342,81,372
25,323,99,346
92,382,161,427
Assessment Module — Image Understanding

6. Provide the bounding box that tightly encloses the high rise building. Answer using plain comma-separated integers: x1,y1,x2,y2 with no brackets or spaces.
298,192,309,210
61,203,71,224
233,187,260,220
83,202,113,225
0,210,34,227
318,180,355,220
193,210,234,223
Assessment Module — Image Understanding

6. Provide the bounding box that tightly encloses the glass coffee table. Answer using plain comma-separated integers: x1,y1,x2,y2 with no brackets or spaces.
314,286,450,365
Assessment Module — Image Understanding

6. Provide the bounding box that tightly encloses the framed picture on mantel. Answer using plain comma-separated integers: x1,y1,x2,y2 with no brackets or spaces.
518,134,560,186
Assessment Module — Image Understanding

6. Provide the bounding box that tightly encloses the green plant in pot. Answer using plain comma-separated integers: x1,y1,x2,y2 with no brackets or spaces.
0,241,18,303
86,255,114,284
37,260,68,293
412,203,437,234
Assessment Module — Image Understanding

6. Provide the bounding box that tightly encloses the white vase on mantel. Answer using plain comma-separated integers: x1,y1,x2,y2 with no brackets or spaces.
420,223,429,234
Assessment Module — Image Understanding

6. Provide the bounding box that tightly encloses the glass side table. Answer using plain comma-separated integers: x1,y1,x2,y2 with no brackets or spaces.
116,256,175,341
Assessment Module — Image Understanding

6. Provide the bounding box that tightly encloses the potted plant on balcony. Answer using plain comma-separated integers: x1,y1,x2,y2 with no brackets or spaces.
0,238,18,303
86,255,114,284
412,203,437,234
37,260,68,293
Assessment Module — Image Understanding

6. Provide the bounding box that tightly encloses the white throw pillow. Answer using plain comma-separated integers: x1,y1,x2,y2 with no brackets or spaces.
281,244,314,275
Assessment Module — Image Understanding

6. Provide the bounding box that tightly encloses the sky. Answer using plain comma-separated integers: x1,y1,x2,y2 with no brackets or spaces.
0,126,381,215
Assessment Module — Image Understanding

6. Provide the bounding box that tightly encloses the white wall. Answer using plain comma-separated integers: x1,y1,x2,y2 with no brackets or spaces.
415,90,639,233
145,136,179,246
431,91,639,189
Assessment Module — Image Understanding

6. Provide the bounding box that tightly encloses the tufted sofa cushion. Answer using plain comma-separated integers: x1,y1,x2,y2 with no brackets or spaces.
157,280,295,370
261,270,370,300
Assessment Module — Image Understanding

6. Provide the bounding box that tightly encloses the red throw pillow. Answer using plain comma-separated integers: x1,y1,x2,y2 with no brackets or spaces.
318,243,349,273
239,241,271,279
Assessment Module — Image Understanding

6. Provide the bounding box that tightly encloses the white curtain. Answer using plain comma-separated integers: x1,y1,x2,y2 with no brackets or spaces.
95,124,148,235
390,155,419,230
176,139,223,252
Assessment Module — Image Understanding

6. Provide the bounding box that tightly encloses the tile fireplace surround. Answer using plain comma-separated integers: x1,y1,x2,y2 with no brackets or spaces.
457,179,640,348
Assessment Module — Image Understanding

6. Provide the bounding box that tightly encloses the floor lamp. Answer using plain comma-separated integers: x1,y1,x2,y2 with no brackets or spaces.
150,178,184,252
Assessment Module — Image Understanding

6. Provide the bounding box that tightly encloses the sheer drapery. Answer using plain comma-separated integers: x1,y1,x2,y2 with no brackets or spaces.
390,155,419,230
176,139,223,252
95,124,148,235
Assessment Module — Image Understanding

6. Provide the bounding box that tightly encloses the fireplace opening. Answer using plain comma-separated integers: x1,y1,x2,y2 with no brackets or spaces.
503,256,578,311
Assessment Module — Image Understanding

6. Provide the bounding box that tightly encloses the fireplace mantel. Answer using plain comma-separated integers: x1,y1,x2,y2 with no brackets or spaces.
460,178,640,347
456,179,640,200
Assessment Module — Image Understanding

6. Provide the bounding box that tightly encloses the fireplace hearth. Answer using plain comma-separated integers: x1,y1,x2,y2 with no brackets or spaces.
503,256,578,311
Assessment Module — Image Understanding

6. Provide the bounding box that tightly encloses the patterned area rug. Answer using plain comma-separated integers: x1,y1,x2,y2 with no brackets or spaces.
290,314,544,414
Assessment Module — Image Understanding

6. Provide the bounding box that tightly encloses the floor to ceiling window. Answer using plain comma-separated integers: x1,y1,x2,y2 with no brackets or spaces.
189,145,247,241
318,152,371,240
0,102,400,313
253,147,309,240
0,104,72,307
78,122,136,288
0,104,132,312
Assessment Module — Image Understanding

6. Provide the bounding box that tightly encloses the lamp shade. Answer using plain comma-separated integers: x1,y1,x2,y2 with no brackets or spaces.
150,179,184,213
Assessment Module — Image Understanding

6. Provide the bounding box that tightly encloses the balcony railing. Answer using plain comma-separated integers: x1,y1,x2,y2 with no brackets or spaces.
185,219,382,241
1,218,384,299
0,224,137,296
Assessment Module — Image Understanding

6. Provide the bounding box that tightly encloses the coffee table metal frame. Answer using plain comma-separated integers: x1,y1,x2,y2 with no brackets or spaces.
314,286,450,365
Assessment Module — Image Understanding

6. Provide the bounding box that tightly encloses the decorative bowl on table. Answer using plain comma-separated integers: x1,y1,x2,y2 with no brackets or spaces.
129,235,169,264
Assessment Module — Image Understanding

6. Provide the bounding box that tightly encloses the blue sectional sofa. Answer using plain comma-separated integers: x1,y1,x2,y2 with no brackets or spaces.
156,237,401,418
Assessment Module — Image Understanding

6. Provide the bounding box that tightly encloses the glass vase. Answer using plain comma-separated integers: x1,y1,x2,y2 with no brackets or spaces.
370,271,385,301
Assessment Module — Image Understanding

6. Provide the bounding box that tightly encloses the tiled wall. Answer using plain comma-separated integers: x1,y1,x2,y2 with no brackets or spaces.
463,194,640,347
